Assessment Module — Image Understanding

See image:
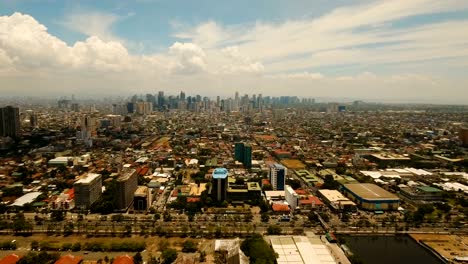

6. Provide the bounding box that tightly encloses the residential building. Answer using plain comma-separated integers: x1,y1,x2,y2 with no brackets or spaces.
116,169,138,210
270,163,286,191
74,173,102,210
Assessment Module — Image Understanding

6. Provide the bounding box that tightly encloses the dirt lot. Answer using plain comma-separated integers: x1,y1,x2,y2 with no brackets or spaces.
281,159,306,170
410,234,468,261
0,235,216,263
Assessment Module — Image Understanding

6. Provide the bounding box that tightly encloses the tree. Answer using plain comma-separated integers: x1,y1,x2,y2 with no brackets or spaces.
322,175,340,189
182,240,197,253
241,234,277,264
133,252,143,264
31,241,39,250
308,211,319,222
50,210,65,221
158,240,170,251
18,252,59,264
261,213,270,222
267,225,282,235
161,248,178,264
12,213,32,233
199,251,206,262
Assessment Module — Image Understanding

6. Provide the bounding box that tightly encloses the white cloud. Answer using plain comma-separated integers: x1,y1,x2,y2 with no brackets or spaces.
168,42,207,74
61,11,119,41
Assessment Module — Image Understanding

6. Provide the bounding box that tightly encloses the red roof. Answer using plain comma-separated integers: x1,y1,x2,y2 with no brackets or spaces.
262,179,271,186
299,196,323,206
294,189,307,195
272,203,290,212
113,255,133,264
0,254,21,264
65,188,75,199
187,197,200,203
55,255,83,264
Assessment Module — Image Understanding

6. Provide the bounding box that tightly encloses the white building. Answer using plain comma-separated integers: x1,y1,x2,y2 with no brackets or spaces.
285,185,299,210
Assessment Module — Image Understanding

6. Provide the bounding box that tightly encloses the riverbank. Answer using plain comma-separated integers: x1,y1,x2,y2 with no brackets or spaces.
410,234,468,263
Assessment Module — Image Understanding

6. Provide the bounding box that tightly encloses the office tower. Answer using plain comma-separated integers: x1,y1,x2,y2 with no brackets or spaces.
58,99,71,109
157,91,165,108
74,173,102,210
269,163,286,190
460,127,468,147
234,143,252,168
243,144,252,168
71,103,80,112
180,91,186,101
0,106,20,138
212,168,228,201
235,143,244,162
126,102,135,114
115,169,138,210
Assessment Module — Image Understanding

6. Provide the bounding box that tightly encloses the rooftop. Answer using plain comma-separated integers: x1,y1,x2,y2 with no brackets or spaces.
212,168,228,179
75,173,101,184
343,183,399,200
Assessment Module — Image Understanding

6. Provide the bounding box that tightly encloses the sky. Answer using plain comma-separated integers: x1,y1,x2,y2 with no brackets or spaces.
1,0,468,103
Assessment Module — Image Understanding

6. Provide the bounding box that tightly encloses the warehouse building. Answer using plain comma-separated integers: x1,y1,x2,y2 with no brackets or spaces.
342,183,400,211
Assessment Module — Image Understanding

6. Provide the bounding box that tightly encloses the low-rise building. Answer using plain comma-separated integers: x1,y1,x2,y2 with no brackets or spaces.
341,183,400,211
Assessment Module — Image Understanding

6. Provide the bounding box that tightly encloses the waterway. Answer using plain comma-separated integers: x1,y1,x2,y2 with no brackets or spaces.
339,235,443,264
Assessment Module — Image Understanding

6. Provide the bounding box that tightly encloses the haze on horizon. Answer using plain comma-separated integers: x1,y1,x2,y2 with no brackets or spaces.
0,0,467,104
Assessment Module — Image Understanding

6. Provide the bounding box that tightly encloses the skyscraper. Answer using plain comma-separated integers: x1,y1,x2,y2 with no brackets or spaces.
234,142,252,168
269,163,286,190
212,168,228,202
460,126,468,147
0,106,20,138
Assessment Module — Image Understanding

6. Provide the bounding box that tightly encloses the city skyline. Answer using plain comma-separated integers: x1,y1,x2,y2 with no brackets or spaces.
1,0,468,104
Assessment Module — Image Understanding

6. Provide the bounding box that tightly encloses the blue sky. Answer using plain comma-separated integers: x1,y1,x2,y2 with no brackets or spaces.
0,0,468,103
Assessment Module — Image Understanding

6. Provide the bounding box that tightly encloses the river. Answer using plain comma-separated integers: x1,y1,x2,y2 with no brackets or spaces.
339,235,444,264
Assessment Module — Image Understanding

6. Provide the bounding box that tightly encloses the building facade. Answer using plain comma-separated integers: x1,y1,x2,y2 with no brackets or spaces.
212,168,228,202
74,173,102,210
116,169,138,210
269,163,286,191
234,142,252,168
0,106,20,138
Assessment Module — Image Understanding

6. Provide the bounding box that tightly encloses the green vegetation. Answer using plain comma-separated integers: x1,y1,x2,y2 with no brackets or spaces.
322,175,340,190
161,248,178,264
31,241,145,252
182,240,197,253
18,252,59,264
267,225,282,235
241,234,277,264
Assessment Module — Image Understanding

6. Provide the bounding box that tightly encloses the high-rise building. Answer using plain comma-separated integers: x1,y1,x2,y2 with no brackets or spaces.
212,168,228,202
115,169,138,210
460,126,468,147
157,91,165,109
0,106,20,138
234,143,244,162
74,173,102,210
234,143,252,168
269,163,286,191
243,144,252,168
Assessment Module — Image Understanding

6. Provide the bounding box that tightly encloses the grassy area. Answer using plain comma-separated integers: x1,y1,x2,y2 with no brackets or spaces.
0,235,216,262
